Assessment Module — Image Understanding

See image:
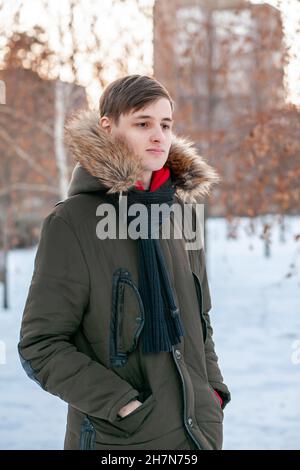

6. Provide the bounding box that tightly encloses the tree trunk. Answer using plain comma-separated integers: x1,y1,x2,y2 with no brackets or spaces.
1,200,9,310
54,80,69,200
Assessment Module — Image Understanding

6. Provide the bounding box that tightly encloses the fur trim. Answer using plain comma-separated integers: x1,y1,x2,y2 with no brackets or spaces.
65,110,220,203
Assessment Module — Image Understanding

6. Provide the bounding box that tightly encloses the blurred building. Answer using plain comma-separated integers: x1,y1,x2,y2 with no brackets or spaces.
0,67,87,247
154,0,286,216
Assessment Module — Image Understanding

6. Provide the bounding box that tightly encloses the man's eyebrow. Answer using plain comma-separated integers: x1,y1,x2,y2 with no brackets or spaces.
132,114,173,122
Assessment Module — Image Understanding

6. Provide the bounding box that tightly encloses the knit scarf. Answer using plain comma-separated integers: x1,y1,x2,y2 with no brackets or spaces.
105,168,185,354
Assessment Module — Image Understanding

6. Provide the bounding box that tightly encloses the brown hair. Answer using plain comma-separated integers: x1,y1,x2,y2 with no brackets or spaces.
99,74,174,125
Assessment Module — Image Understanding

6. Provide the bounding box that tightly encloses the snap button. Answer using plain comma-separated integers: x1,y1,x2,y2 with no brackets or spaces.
187,417,193,427
175,349,182,359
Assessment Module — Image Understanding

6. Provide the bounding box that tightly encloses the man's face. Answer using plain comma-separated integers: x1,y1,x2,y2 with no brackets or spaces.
100,98,173,175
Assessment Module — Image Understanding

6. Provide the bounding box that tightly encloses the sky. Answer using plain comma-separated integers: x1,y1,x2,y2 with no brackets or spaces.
0,0,299,106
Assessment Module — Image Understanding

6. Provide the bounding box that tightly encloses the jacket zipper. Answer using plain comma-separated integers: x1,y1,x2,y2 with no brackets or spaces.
171,347,202,450
116,281,125,352
192,271,208,342
122,278,145,353
80,417,96,450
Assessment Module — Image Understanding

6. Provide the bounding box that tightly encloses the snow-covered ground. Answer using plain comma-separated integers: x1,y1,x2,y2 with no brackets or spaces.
208,216,300,450
0,216,299,450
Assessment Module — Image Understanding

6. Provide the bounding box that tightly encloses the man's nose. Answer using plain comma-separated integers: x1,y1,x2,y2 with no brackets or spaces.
150,125,165,142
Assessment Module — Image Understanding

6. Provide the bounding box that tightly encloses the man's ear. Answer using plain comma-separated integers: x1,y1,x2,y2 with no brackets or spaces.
99,116,111,134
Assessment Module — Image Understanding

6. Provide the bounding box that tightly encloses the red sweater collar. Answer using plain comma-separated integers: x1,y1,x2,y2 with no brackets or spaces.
135,166,170,192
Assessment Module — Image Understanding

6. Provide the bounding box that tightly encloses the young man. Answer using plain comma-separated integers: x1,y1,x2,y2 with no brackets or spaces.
18,75,231,450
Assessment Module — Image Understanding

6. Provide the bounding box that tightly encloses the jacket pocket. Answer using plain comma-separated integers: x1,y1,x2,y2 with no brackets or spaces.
79,416,96,450
110,267,145,367
208,383,223,409
192,271,208,343
92,393,156,440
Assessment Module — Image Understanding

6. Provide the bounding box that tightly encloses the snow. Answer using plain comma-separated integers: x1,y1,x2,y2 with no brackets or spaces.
207,216,300,450
0,216,299,450
0,247,67,450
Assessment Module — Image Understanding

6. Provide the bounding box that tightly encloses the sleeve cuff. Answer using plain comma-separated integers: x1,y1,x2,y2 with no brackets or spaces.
213,389,223,406
209,381,231,410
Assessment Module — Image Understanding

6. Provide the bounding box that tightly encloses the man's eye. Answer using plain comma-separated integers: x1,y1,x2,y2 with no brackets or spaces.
136,122,171,130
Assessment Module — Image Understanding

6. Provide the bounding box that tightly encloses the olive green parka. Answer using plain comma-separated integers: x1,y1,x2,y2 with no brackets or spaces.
18,110,231,450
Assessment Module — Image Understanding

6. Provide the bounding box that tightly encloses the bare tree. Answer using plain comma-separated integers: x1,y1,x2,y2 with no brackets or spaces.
0,0,154,308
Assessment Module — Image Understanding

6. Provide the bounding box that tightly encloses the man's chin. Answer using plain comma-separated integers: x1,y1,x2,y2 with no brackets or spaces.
146,160,168,172
147,165,164,173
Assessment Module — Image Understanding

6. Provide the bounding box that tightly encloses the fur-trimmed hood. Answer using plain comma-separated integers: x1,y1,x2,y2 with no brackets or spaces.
65,110,220,203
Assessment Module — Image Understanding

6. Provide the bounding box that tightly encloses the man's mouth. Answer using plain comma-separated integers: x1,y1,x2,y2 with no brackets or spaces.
146,149,165,154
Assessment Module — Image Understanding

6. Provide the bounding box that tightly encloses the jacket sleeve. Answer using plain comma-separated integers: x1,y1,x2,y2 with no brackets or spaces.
199,248,232,410
18,211,139,422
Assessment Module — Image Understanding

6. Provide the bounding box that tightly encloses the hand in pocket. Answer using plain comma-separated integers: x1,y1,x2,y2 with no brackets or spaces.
117,399,143,419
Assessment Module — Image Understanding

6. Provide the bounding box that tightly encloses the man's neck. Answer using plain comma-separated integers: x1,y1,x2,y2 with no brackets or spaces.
139,171,152,191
